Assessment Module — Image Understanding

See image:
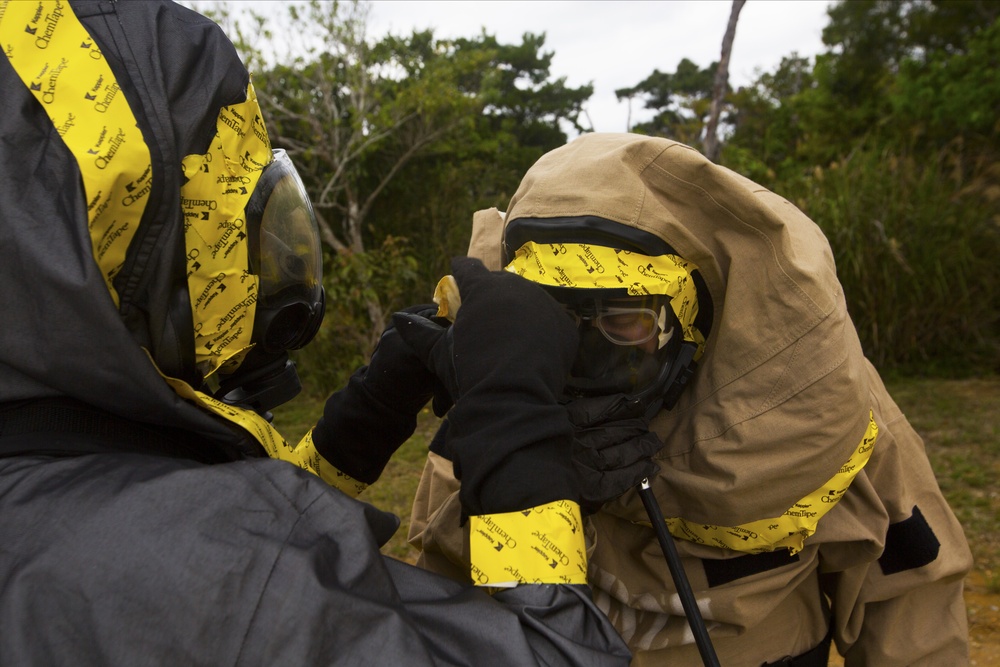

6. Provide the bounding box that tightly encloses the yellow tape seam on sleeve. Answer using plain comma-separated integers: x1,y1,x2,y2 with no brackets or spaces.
289,429,369,497
151,351,368,496
469,500,588,588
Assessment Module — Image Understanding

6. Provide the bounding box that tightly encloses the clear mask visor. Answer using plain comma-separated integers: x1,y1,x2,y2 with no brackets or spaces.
254,150,322,301
245,149,325,353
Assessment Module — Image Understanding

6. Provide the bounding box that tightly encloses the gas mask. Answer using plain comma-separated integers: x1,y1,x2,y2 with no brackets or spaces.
210,149,326,415
503,216,711,417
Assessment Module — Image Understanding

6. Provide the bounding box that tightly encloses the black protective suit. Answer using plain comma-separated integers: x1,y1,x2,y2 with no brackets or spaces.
0,1,629,664
0,450,625,665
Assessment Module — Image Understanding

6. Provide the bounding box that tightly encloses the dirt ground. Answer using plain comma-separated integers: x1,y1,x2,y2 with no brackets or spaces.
825,571,999,665
966,572,1000,667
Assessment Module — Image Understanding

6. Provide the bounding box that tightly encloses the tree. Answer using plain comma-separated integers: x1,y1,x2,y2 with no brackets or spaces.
722,54,815,183
720,1,1000,373
615,59,716,145
228,2,591,265
892,11,1000,144
203,1,594,386
371,30,594,288
237,3,480,258
704,0,746,162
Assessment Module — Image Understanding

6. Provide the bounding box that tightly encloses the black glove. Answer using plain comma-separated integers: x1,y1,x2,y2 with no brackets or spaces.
394,257,580,516
566,394,664,514
311,304,449,485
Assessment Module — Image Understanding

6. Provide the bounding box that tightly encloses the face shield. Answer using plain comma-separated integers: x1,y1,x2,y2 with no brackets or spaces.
213,149,326,414
246,149,325,353
503,216,710,415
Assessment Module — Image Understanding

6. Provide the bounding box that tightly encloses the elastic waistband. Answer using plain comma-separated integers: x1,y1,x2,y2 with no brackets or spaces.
0,398,238,464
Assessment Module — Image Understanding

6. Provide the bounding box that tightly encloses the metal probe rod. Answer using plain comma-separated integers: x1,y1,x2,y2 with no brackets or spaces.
637,478,721,667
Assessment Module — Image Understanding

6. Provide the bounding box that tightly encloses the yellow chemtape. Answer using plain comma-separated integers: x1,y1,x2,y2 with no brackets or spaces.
1,0,152,306
505,241,705,354
656,411,878,555
432,275,461,321
289,429,369,497
153,355,366,496
180,82,272,379
469,500,588,587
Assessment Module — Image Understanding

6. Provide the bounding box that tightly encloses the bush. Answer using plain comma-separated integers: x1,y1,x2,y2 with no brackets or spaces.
784,142,1000,375
293,236,423,396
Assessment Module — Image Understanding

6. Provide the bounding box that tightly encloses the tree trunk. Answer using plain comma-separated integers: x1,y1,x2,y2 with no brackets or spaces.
704,0,746,162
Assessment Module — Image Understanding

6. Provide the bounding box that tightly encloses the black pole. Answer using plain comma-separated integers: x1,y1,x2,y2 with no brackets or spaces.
637,479,721,667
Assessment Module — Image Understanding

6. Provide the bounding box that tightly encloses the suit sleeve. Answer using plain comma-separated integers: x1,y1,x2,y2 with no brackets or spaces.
818,381,972,666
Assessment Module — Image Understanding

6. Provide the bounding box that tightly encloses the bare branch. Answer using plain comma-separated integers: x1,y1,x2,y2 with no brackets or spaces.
704,0,746,162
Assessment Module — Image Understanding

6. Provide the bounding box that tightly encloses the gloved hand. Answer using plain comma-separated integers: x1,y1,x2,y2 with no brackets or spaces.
310,304,450,485
566,394,664,514
352,303,455,417
394,257,580,516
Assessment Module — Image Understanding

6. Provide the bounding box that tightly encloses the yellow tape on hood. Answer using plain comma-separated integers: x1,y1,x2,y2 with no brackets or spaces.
1,0,152,306
505,241,705,353
180,82,271,378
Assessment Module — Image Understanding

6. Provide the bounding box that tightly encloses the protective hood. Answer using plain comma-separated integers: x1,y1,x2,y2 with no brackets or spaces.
468,133,872,531
0,0,294,457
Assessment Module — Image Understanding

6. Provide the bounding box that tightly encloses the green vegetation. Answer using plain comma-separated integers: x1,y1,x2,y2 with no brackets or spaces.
227,0,998,583
196,0,1000,392
625,0,1000,377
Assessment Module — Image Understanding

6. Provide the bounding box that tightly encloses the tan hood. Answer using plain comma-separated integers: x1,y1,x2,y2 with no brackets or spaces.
469,133,871,528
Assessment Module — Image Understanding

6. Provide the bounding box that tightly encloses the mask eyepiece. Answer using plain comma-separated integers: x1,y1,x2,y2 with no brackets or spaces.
564,299,664,348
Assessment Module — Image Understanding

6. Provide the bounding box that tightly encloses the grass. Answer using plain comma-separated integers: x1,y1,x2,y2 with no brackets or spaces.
883,376,1000,591
272,375,1000,579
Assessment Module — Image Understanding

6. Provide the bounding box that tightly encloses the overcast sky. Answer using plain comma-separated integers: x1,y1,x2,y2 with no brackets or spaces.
210,0,835,134
366,1,835,133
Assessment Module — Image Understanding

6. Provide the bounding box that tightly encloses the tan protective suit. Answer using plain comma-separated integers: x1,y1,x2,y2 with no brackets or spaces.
409,134,972,665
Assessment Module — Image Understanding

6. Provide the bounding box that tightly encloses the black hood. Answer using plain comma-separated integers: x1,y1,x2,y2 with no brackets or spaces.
0,0,265,456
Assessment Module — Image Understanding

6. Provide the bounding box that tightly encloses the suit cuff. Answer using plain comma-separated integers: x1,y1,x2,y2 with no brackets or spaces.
469,500,587,587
